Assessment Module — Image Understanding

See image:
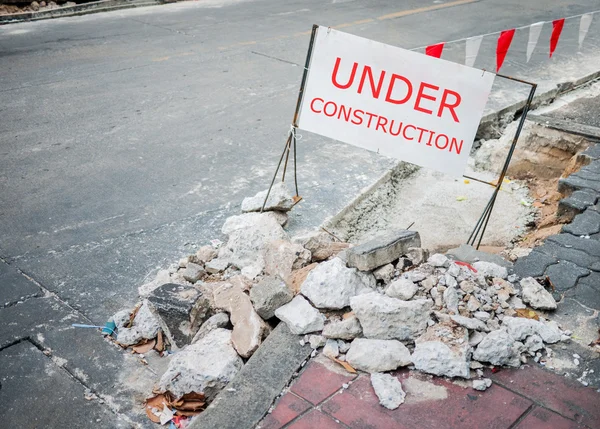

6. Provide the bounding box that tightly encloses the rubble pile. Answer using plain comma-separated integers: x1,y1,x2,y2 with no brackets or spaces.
106,182,569,424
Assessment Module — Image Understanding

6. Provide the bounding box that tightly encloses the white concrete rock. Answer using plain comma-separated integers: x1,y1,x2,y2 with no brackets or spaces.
520,277,557,310
443,287,459,314
351,293,432,341
308,335,326,349
472,261,508,279
275,295,326,335
133,300,161,339
111,309,131,329
241,182,295,213
450,315,489,332
323,339,340,359
385,278,418,300
250,275,293,320
191,313,230,344
428,253,449,267
158,329,243,400
373,264,395,284
301,258,375,309
371,373,406,410
524,335,544,353
412,323,471,379
116,327,142,346
537,320,562,344
195,245,218,263
472,378,492,391
322,314,363,340
472,329,520,367
262,240,311,281
346,338,411,372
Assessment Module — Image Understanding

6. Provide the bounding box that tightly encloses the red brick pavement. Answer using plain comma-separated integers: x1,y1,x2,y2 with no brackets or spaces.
257,359,600,429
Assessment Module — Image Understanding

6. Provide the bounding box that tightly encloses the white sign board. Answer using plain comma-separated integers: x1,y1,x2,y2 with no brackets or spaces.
297,27,495,177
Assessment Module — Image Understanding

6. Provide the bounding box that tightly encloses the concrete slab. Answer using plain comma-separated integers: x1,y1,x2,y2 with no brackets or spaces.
0,260,42,307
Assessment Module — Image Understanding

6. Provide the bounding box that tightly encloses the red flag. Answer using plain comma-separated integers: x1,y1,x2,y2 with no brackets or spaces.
550,18,565,58
425,42,445,58
496,29,516,72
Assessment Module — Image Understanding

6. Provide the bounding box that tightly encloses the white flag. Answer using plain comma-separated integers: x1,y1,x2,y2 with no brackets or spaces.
527,22,544,62
579,14,593,49
465,35,483,67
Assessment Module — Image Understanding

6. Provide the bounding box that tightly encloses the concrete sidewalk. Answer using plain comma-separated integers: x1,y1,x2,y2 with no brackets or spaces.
259,358,600,429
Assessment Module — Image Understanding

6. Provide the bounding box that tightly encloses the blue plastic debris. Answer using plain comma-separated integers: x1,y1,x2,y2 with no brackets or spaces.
101,320,117,337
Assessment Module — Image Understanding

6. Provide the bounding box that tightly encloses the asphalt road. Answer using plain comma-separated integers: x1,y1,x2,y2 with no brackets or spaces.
2,0,599,323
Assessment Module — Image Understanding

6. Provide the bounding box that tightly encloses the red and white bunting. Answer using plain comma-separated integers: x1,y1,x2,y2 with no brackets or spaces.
425,42,445,58
550,18,565,57
579,13,593,49
526,22,544,62
465,35,483,67
496,29,515,72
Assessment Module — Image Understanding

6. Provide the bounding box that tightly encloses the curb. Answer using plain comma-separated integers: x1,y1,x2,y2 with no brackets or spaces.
0,0,161,24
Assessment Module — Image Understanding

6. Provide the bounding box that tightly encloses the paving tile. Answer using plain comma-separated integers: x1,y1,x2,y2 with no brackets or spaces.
322,373,531,429
286,409,346,429
513,250,557,278
290,360,356,405
490,366,600,428
515,407,587,429
0,260,42,306
259,393,312,429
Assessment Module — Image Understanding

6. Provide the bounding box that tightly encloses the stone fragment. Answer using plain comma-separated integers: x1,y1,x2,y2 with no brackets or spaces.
289,263,318,295
460,280,476,294
308,335,326,349
412,323,471,379
182,262,206,283
443,287,459,314
428,253,449,267
213,282,269,358
472,329,520,367
195,245,218,263
301,258,375,309
111,309,131,329
346,338,411,372
469,331,485,347
537,321,562,344
133,300,162,339
147,283,211,348
421,276,437,291
520,277,557,310
323,339,340,359
228,275,253,292
116,327,142,346
371,373,406,410
263,240,311,281
205,258,230,274
191,313,230,344
472,261,508,279
450,315,489,332
346,230,421,271
322,314,362,340
473,311,491,321
292,231,349,262
241,182,295,213
406,247,428,266
350,293,432,340
373,264,395,284
338,340,350,354
385,278,418,300
501,316,539,341
467,295,481,312
249,275,293,320
275,295,325,335
159,329,243,400
221,212,288,269
524,335,544,353
472,379,492,391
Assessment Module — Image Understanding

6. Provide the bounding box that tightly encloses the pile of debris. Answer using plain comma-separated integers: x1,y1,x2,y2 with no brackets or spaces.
0,1,75,15
106,182,568,425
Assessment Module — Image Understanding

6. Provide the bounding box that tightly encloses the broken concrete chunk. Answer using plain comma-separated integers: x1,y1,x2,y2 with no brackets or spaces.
428,253,449,268
133,300,161,339
262,240,311,281
346,230,421,271
443,286,459,314
520,277,557,310
158,328,243,400
191,313,230,344
300,258,375,309
147,283,211,348
501,316,539,341
322,314,362,340
346,338,411,372
195,245,218,264
524,335,544,353
323,339,340,359
205,258,230,274
111,309,131,329
406,247,428,266
385,278,418,300
371,373,406,410
537,321,561,344
274,295,325,335
308,334,326,349
472,378,492,391
249,275,293,320
469,331,485,347
182,262,206,283
412,323,471,379
472,261,508,279
291,231,348,262
241,182,295,213
213,282,269,358
472,329,520,367
351,293,432,341
373,264,395,284
116,327,142,346
450,315,489,332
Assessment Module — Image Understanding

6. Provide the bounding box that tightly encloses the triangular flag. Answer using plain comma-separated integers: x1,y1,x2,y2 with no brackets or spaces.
526,22,544,62
496,29,516,72
465,36,483,67
550,18,565,58
579,14,593,49
426,42,445,58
